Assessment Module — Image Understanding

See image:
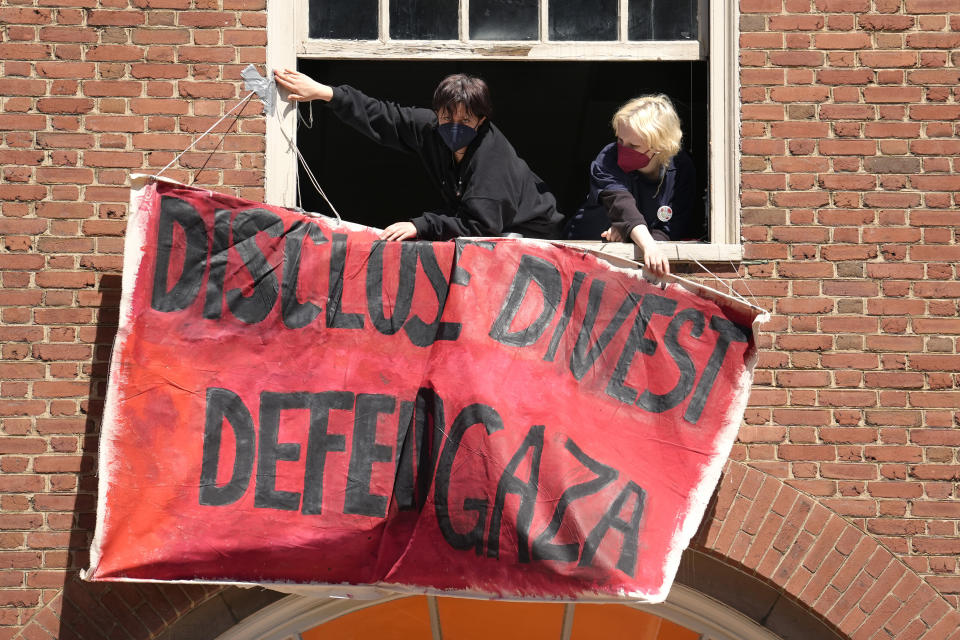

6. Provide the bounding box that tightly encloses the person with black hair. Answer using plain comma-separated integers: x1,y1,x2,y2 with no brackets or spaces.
274,70,563,241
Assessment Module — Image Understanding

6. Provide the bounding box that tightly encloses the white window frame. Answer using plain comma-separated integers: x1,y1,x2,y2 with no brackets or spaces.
266,0,741,262
294,0,704,60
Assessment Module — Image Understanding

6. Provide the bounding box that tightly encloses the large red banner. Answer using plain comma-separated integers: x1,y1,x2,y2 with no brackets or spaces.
85,177,765,602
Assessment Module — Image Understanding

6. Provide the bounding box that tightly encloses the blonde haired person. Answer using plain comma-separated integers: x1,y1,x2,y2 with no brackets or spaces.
565,94,696,277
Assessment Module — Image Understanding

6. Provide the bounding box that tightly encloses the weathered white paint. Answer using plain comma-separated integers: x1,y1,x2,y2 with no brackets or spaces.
298,39,703,61
559,241,744,263
708,0,741,248
265,0,299,208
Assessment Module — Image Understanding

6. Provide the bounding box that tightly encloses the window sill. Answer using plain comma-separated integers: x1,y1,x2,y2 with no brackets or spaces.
557,241,744,265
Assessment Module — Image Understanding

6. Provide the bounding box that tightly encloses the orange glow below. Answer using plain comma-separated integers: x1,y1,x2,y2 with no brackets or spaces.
301,596,433,640
301,597,700,640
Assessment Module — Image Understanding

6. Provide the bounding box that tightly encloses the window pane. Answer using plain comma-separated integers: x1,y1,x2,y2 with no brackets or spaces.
301,596,434,639
469,0,538,40
628,0,698,40
308,0,378,39
437,599,564,640
549,0,616,41
390,0,458,39
571,604,700,640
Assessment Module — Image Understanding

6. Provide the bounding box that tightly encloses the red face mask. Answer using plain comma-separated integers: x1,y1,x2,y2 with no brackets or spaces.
616,143,654,173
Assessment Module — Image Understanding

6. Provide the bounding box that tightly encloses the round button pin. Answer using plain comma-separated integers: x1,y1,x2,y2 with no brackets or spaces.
657,205,673,222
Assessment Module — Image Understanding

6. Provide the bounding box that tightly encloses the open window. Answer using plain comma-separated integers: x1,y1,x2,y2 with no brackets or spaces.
266,0,740,261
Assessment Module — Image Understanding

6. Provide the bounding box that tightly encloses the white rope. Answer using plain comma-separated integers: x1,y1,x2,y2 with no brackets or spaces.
275,101,342,225
730,260,759,307
692,257,754,308
157,91,256,177
148,83,342,228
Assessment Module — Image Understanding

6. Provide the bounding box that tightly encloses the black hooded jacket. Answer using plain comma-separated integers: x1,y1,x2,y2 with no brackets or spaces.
327,85,563,240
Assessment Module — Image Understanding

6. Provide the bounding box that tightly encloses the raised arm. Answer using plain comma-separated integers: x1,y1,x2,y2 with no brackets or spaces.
274,69,334,102
275,69,433,154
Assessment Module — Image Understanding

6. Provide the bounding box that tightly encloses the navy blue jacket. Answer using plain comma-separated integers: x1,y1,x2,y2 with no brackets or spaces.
327,85,563,240
566,143,696,242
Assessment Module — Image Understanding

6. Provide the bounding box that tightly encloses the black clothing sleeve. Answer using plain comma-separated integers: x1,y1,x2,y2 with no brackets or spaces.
601,189,669,242
327,85,434,155
412,197,507,240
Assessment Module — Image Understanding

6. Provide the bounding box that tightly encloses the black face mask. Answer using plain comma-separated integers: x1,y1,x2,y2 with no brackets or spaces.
437,122,478,151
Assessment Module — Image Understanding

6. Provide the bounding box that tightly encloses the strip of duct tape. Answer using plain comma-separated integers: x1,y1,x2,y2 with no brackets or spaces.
241,63,275,116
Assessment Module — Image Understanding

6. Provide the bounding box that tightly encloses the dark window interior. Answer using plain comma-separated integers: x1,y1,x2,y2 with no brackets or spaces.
295,60,708,240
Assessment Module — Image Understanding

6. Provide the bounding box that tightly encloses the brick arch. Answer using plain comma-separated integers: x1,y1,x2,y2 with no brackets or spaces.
16,461,960,640
12,578,286,640
12,579,224,640
692,460,960,640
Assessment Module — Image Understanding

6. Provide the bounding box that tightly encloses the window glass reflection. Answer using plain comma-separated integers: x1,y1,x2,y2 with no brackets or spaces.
470,0,538,40
309,0,378,39
628,0,698,40
391,0,458,40
549,0,617,41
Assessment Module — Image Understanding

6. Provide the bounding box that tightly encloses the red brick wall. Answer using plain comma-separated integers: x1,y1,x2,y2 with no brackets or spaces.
738,0,960,611
0,1,265,637
1,0,958,638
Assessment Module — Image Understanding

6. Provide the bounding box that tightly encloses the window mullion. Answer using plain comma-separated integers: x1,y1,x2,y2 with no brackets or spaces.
460,0,469,42
428,596,443,640
539,0,548,42
618,0,628,42
380,0,389,42
560,604,575,640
